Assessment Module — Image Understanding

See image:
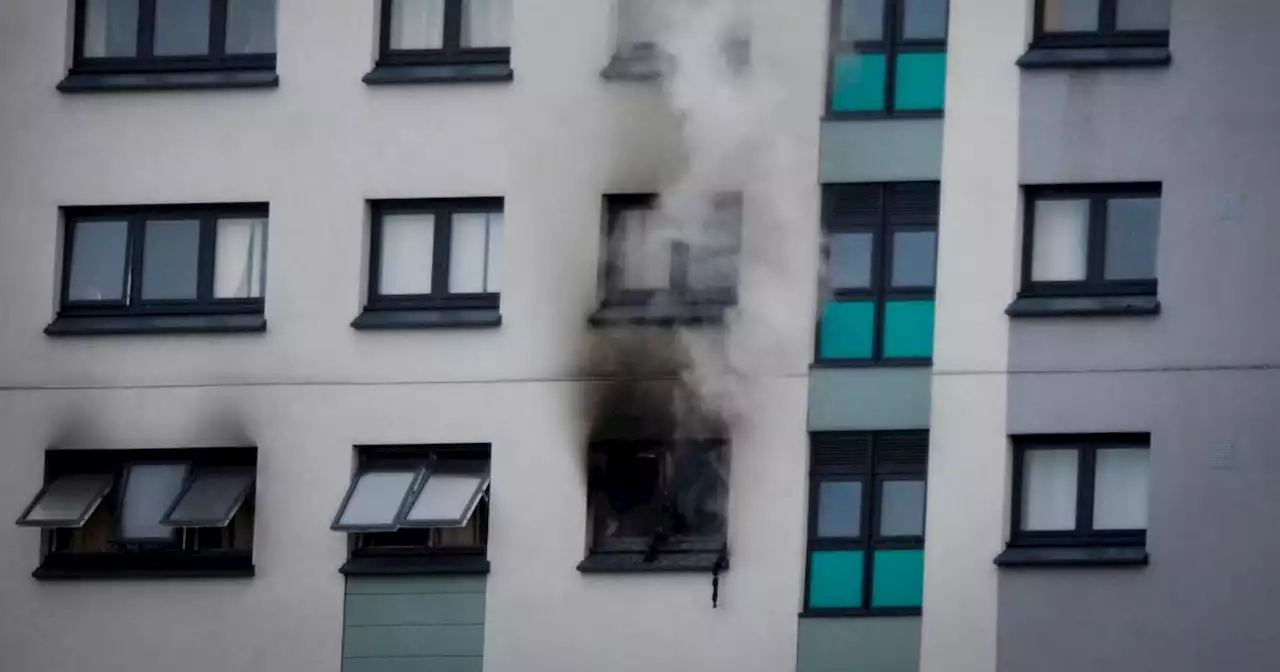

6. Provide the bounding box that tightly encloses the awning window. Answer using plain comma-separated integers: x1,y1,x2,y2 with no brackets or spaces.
162,467,256,528
332,462,490,532
402,469,490,528
15,474,114,528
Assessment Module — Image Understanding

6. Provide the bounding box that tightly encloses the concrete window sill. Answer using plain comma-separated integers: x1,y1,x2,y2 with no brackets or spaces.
577,552,728,574
58,69,278,93
1017,46,1171,70
45,313,266,336
351,308,502,330
1006,295,1160,318
34,552,255,580
994,545,1148,568
588,303,730,327
363,63,514,85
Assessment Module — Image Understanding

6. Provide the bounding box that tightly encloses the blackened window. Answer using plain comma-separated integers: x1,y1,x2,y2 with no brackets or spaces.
368,0,514,84
827,0,948,116
1033,0,1170,47
804,432,927,615
72,0,276,73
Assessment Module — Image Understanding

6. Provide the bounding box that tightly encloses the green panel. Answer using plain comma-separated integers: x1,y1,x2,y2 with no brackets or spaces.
807,367,932,431
345,592,485,627
343,624,484,659
871,549,925,608
894,52,947,110
831,53,886,112
808,550,864,608
796,617,922,672
819,301,875,360
345,575,486,595
343,657,483,672
882,300,934,358
819,119,944,183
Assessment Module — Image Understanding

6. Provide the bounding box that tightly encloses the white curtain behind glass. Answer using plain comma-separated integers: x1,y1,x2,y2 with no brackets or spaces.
449,212,502,294
214,218,267,299
121,464,188,540
619,209,671,290
1093,448,1150,530
380,214,435,295
1032,199,1089,281
392,0,446,49
1021,449,1079,531
84,0,139,57
462,0,512,48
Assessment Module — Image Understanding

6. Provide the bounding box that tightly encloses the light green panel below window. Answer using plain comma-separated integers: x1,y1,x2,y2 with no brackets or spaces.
819,301,875,359
883,300,935,358
832,53,886,112
796,617,922,672
343,575,486,672
894,52,947,110
809,550,865,608
871,549,924,608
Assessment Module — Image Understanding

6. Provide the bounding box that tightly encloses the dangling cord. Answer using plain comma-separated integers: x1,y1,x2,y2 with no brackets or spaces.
711,545,728,608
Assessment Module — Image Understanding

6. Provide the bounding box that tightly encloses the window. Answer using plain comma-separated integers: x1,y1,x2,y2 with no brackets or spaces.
1033,0,1170,47
581,440,729,572
49,204,269,335
64,0,278,91
817,183,938,364
999,435,1150,566
15,448,257,578
805,432,927,615
332,446,490,574
601,0,749,81
827,0,948,116
355,199,503,329
367,0,514,84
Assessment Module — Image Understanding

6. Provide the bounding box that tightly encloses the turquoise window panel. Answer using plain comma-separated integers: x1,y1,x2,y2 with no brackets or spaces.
808,550,865,608
894,52,947,110
882,300,935,358
871,549,925,608
819,301,875,359
831,53,886,112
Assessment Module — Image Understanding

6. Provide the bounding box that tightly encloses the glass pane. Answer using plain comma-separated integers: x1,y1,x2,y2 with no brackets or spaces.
618,209,670,290
338,471,418,528
670,446,728,538
20,474,113,526
831,52,886,112
808,550,864,608
1105,198,1160,280
142,219,200,300
1093,448,1149,530
1021,449,1079,531
817,481,862,538
1042,0,1099,32
840,0,883,41
405,473,486,525
390,0,445,50
226,0,277,54
879,480,926,536
828,232,873,290
894,52,947,110
379,213,435,295
870,549,924,607
1117,0,1170,30
882,300,935,358
121,464,188,540
485,213,503,292
68,220,129,302
154,0,211,56
891,230,937,287
617,0,660,47
819,300,875,359
903,0,948,39
449,213,490,294
461,0,512,48
214,218,267,299
165,469,254,526
1031,199,1089,282
83,0,139,57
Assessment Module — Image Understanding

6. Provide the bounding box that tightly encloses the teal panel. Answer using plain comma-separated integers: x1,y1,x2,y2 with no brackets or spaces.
343,657,483,672
345,592,485,626
882,300,935,358
807,368,932,431
819,301,875,360
871,549,925,608
831,53,886,112
894,52,947,110
796,617,922,672
343,624,484,659
808,550,864,608
345,576,486,595
343,575,486,671
819,119,944,183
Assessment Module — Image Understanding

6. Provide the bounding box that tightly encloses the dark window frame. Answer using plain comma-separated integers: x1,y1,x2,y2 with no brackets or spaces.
817,182,938,367
826,0,948,119
1031,0,1170,49
376,0,511,68
804,431,927,617
1008,434,1149,549
1019,183,1160,300
366,198,503,313
70,0,277,75
59,203,269,319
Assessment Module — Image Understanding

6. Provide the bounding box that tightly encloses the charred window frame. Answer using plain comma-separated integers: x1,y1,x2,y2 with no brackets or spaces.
336,445,491,576
803,432,927,616
1031,0,1169,49
366,0,514,84
17,448,257,579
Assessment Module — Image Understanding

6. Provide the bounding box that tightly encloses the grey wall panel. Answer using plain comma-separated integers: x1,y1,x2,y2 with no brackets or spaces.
343,576,486,672
809,368,932,431
820,120,944,183
797,617,921,672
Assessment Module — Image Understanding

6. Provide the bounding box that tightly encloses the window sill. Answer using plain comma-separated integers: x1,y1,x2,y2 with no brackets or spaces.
351,308,501,330
1006,295,1160,318
600,53,662,82
588,303,730,327
994,545,1148,568
824,109,944,121
1017,46,1171,70
800,607,922,618
811,358,933,369
58,69,278,93
34,552,254,580
45,313,267,336
363,63,514,85
577,551,728,574
340,555,490,576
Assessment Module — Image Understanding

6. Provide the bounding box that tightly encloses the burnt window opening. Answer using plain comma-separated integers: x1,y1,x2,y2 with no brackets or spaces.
16,448,257,579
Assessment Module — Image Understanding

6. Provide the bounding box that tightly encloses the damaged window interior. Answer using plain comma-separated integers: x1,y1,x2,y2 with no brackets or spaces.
16,448,257,579
333,445,491,575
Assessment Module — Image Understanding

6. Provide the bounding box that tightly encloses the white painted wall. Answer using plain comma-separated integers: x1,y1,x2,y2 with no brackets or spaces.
0,0,826,671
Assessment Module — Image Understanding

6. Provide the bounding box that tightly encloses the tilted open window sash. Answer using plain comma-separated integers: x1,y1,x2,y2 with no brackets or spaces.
15,474,115,528
162,467,256,528
400,468,490,529
331,463,490,533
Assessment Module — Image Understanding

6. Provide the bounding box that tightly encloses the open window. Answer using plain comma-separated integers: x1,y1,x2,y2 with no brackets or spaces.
15,448,257,579
333,446,491,575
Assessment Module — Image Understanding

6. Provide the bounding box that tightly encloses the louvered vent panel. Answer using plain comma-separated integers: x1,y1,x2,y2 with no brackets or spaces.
811,433,871,473
824,185,882,229
875,431,930,467
887,183,940,226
